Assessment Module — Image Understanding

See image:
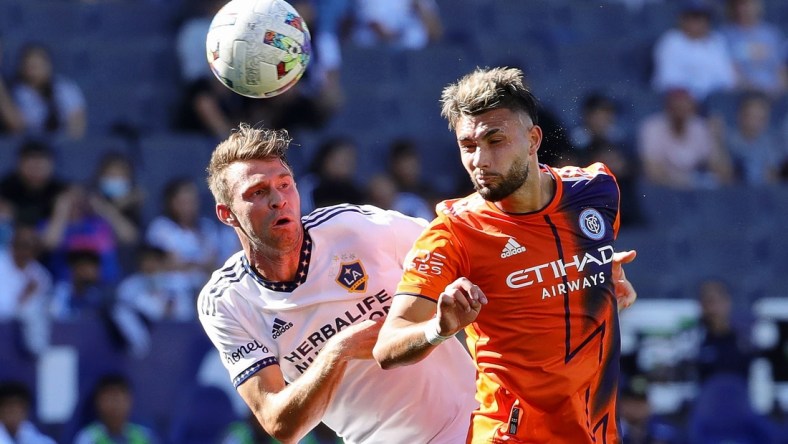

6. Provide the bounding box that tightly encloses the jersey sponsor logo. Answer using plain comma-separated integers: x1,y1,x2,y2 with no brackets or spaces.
272,317,294,339
336,260,368,292
225,340,268,365
505,245,614,289
500,238,526,258
406,249,446,276
281,290,391,374
579,208,605,240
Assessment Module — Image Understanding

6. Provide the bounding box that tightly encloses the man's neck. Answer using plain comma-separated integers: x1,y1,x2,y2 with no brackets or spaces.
495,167,555,214
247,234,304,282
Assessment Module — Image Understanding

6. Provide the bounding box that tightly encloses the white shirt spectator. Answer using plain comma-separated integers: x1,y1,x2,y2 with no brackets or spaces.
652,29,737,100
0,421,57,444
12,77,85,135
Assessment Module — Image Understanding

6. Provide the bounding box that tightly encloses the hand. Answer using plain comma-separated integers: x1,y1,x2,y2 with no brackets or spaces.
435,277,487,337
612,250,637,311
331,319,383,361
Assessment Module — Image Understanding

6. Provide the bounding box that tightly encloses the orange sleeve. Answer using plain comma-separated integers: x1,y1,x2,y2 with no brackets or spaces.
396,215,468,301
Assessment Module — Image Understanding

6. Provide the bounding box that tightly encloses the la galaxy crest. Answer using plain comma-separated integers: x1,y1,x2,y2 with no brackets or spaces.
335,258,368,293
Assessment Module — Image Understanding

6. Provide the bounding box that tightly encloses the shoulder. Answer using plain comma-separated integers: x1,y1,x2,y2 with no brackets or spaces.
197,252,248,317
434,193,485,220
303,203,426,230
551,163,620,203
552,162,618,182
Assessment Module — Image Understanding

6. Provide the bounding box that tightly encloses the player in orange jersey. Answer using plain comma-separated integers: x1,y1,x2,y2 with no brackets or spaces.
374,67,635,443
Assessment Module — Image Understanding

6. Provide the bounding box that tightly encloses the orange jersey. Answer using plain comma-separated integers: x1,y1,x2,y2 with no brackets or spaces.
397,163,622,443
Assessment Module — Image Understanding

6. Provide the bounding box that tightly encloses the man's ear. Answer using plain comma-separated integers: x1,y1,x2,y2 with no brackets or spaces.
529,125,543,156
216,204,236,227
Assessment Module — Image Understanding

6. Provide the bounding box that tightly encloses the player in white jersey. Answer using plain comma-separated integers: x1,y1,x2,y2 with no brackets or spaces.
198,124,476,444
197,124,638,443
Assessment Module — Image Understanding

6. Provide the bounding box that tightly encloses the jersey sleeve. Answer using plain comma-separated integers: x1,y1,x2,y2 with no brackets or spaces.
586,162,621,239
395,214,468,302
198,290,278,388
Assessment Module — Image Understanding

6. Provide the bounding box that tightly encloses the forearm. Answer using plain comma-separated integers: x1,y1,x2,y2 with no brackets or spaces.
252,345,349,442
373,318,440,370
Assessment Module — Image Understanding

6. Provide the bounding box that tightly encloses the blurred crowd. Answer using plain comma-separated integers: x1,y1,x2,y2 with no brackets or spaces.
0,0,787,443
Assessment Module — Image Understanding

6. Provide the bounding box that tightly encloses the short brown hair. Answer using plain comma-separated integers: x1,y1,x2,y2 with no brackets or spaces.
440,67,539,130
207,123,292,205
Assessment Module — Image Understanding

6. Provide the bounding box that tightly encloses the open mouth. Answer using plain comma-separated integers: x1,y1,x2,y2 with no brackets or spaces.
274,217,292,227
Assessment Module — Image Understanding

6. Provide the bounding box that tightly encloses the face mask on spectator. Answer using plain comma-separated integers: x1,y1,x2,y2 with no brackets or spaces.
100,177,131,199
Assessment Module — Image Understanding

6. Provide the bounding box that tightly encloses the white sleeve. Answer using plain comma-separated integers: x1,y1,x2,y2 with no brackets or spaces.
198,290,279,388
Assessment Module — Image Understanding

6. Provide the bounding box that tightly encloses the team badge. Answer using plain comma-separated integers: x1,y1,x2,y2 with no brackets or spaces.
336,260,368,293
579,208,605,240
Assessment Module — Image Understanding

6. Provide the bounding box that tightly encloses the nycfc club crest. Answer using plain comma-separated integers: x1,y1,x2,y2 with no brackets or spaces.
579,208,605,240
336,260,368,293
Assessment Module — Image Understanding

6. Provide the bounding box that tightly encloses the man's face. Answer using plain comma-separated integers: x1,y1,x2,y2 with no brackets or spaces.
223,159,302,252
455,108,540,202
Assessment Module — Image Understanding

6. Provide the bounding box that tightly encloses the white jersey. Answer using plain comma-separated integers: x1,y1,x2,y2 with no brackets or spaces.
198,204,477,444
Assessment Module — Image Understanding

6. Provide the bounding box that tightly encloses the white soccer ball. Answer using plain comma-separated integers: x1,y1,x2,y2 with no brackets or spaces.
206,0,311,98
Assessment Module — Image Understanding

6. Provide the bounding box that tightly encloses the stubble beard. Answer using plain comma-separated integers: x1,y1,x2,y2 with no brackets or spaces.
473,158,530,202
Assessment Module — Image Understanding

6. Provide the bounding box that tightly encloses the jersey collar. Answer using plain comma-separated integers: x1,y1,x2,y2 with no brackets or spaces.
242,231,313,292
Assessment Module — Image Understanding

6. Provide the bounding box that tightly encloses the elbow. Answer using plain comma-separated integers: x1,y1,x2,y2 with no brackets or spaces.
372,342,397,370
262,421,302,444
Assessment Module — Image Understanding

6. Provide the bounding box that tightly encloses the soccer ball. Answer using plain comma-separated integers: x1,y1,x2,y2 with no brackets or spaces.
206,0,311,98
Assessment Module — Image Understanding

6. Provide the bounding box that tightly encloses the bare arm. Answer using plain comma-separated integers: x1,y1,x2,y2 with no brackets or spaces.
374,277,486,369
89,194,139,245
41,189,75,250
238,319,381,443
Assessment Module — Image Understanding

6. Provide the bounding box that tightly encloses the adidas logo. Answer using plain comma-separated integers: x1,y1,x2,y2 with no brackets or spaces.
500,238,526,258
272,318,294,339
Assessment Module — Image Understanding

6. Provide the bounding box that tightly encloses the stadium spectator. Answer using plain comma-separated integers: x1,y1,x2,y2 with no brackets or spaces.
0,225,52,355
637,88,734,188
350,0,443,49
0,381,57,444
0,35,23,135
687,279,753,382
90,151,145,234
145,178,220,294
721,0,787,96
11,44,86,140
365,173,433,220
0,140,68,226
651,2,737,101
374,67,637,443
687,373,779,443
386,138,440,204
40,185,136,284
298,136,364,213
723,92,786,185
110,244,195,357
73,374,158,444
115,244,193,323
570,93,644,226
49,249,115,321
619,375,681,444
